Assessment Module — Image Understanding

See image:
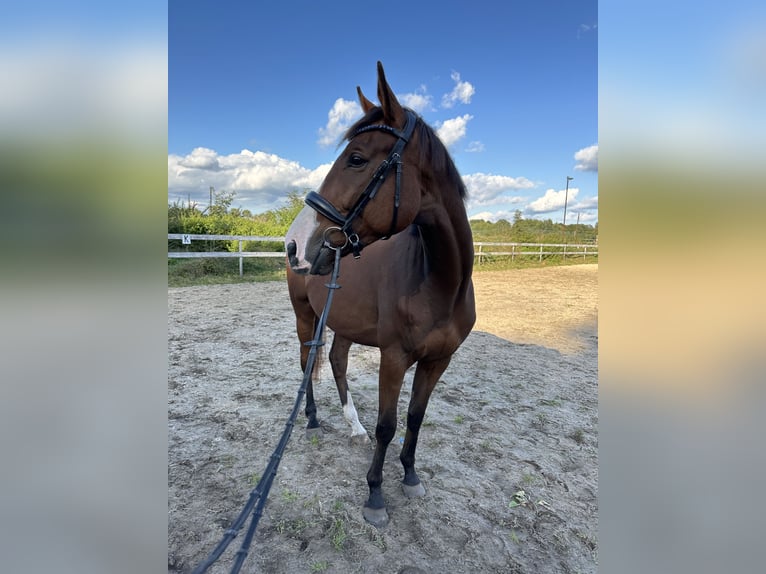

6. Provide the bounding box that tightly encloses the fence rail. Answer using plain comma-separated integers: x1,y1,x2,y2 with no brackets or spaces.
168,234,597,275
473,241,598,263
168,233,285,276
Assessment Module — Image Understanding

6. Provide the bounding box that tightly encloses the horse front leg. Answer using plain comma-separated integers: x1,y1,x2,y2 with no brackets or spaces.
400,356,452,498
295,310,322,437
329,333,369,444
363,352,407,527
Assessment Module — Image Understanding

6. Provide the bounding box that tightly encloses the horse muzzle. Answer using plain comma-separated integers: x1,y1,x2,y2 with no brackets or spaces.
286,240,309,275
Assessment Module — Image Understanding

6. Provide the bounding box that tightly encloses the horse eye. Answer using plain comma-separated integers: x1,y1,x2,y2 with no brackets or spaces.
348,153,367,168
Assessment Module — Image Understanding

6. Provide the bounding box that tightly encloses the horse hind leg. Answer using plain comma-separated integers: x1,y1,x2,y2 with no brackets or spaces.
400,356,452,498
329,333,369,444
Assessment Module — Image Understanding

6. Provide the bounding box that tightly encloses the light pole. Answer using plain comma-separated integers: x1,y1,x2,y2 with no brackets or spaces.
563,176,573,225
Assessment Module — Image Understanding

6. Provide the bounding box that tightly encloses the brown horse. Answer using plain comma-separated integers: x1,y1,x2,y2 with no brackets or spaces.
285,62,476,527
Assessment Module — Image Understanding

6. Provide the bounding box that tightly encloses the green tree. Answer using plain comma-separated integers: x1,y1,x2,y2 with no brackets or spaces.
207,188,236,216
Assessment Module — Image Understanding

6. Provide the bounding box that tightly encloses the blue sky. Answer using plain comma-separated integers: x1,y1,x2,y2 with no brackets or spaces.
169,1,598,224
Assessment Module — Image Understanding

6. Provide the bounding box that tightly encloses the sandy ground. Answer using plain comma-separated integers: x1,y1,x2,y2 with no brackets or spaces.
168,264,598,573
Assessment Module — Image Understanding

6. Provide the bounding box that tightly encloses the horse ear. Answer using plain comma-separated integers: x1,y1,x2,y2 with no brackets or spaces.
357,86,376,113
375,61,405,128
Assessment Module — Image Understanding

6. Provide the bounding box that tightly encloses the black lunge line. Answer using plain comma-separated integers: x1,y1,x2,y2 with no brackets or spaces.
191,244,343,574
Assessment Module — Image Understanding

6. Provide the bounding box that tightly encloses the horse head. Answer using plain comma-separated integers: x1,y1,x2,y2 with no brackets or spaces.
286,62,423,275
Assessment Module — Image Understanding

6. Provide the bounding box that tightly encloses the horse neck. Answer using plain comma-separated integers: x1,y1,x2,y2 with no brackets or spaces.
415,180,474,292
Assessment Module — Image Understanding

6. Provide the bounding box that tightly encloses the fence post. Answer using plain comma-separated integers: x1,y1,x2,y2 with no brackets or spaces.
563,244,567,260
512,244,516,262
539,244,543,262
478,243,483,265
583,246,587,260
239,240,243,276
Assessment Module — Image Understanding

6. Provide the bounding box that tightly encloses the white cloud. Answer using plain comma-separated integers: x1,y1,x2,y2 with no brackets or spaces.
294,162,332,190
177,147,221,170
577,22,598,39
559,195,599,224
399,86,434,113
572,211,598,224
527,187,579,214
571,195,598,210
168,143,598,225
436,114,473,148
168,148,327,213
441,71,475,108
462,172,534,207
317,98,362,147
465,140,485,153
574,144,598,172
469,209,523,223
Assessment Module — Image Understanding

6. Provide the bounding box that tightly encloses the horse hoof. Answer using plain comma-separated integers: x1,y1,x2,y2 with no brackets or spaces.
350,432,370,446
362,506,389,528
305,426,323,440
402,481,426,498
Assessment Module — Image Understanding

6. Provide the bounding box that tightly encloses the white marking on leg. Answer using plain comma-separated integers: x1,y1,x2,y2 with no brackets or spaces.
343,392,368,438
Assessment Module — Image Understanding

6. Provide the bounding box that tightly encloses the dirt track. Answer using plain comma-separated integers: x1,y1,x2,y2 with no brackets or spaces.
168,264,598,573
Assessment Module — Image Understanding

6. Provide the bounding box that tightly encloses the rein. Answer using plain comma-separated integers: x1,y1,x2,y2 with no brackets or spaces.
191,240,344,574
305,109,417,258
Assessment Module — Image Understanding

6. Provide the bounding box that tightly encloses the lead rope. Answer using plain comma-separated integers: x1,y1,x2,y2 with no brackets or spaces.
191,243,343,574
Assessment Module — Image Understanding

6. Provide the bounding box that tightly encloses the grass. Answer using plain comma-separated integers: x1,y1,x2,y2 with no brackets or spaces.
168,254,595,287
274,517,310,536
281,489,299,503
521,472,537,485
168,257,286,287
473,254,597,272
268,492,380,556
570,428,586,444
539,398,562,407
330,518,347,551
533,413,549,430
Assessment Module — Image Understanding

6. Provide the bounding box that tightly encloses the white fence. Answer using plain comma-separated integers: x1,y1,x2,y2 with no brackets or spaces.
168,234,285,276
474,242,597,263
168,234,598,275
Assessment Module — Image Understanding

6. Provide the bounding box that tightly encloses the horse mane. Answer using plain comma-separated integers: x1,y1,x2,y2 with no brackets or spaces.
344,109,468,203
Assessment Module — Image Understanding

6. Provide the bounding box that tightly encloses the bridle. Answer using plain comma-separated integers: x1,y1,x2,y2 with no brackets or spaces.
304,108,417,258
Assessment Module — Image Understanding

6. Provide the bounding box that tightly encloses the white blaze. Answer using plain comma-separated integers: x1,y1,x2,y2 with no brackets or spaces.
285,205,319,270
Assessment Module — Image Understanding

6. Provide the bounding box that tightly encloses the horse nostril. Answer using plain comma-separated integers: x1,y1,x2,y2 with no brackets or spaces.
286,240,297,258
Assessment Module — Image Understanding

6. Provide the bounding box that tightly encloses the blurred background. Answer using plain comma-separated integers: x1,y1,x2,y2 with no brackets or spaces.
599,1,766,573
0,3,167,573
